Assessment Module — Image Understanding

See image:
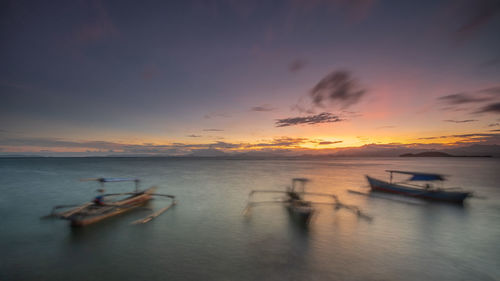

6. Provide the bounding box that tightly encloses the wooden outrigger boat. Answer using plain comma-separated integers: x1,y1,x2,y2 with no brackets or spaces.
46,178,176,226
243,178,371,223
366,170,471,204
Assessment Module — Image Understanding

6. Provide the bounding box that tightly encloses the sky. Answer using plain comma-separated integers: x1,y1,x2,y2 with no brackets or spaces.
1,0,500,156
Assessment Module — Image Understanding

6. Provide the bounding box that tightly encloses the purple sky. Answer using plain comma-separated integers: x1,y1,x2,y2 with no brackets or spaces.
1,0,499,155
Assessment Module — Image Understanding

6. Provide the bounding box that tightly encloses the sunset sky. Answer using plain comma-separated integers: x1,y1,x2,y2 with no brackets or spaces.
1,0,499,156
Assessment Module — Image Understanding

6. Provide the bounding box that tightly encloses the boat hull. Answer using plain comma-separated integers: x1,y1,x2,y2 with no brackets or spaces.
68,188,155,226
286,202,314,223
366,176,470,204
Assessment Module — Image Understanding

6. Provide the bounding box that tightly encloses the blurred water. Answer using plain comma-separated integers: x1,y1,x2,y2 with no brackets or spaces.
0,157,499,281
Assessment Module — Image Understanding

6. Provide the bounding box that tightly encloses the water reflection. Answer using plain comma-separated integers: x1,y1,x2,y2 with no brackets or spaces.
2,157,499,281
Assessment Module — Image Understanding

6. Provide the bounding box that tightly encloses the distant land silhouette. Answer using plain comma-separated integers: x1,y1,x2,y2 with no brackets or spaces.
400,151,491,157
1,144,499,158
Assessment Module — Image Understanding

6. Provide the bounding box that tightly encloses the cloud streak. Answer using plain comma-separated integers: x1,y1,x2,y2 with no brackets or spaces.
275,112,343,127
443,119,478,123
251,104,275,112
318,141,343,145
438,86,500,115
475,102,500,114
249,137,308,148
417,132,500,145
438,93,490,105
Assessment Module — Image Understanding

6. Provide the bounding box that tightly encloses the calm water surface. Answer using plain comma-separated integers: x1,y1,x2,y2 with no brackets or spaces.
1,157,499,281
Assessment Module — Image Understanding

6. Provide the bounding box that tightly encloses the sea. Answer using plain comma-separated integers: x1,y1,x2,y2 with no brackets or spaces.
0,157,499,281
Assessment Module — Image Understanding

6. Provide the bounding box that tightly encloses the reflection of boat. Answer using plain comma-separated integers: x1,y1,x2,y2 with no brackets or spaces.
243,178,371,223
366,170,471,204
46,178,176,226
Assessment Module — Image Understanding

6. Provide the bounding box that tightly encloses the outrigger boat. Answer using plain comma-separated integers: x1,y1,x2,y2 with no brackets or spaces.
243,178,371,223
366,171,471,204
46,178,177,226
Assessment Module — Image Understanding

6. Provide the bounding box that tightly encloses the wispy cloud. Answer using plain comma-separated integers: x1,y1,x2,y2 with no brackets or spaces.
2,134,498,157
0,136,316,155
248,137,308,148
309,70,366,110
475,102,500,114
488,123,500,127
478,86,500,95
250,104,275,112
438,93,490,105
288,59,307,73
203,128,224,132
289,70,367,128
318,141,343,145
187,134,202,138
417,132,500,144
275,112,343,127
443,119,478,123
438,86,500,115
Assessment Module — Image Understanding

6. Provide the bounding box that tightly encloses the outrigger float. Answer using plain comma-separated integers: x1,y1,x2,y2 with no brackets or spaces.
45,178,176,226
366,171,472,204
243,178,372,223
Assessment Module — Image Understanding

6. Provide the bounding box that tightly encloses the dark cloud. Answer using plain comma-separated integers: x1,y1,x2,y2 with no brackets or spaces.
457,0,500,38
288,59,307,73
488,123,500,127
417,133,500,145
443,119,478,123
251,104,275,112
250,137,308,147
476,102,500,114
452,133,497,138
318,141,343,145
309,70,366,110
275,112,343,127
203,129,224,132
417,136,442,140
490,129,500,132
438,86,500,115
187,134,202,137
209,141,241,149
438,93,490,105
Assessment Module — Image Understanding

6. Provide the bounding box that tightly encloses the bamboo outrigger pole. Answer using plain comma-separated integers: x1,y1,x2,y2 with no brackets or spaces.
132,199,177,224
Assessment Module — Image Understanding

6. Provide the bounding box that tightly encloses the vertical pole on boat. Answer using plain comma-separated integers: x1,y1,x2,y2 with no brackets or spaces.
390,172,393,184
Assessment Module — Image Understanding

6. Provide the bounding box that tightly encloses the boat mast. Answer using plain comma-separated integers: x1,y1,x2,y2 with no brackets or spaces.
135,179,139,192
